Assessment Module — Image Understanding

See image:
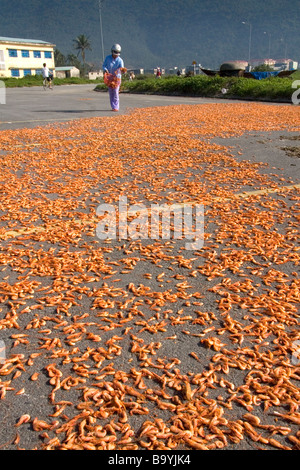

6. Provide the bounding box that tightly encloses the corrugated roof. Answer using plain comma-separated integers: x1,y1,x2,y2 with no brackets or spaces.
0,36,54,45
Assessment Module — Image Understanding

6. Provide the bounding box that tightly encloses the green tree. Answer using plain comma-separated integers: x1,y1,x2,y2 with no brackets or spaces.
54,48,66,66
66,53,82,69
253,64,274,72
73,34,92,67
66,53,87,76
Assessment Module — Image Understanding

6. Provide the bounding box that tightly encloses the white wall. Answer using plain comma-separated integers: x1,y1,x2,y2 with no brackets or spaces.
0,41,55,78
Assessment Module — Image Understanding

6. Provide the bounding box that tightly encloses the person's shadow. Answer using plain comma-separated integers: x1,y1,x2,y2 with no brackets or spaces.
35,109,109,113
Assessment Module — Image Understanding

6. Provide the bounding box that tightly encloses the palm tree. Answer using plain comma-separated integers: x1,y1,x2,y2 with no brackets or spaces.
73,34,92,67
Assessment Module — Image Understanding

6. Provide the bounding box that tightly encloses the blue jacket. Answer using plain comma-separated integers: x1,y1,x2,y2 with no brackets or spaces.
103,55,124,77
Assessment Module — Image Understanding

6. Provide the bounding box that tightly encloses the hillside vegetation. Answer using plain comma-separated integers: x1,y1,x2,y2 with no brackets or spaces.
0,0,300,69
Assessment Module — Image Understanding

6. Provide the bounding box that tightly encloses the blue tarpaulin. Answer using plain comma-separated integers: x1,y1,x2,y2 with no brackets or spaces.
250,71,280,80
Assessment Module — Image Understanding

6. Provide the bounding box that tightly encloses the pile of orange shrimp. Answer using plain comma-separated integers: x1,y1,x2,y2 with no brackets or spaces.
0,102,300,450
103,68,127,89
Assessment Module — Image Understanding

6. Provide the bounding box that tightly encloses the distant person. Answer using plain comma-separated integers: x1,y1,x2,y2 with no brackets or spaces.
42,63,53,89
176,69,181,76
129,71,135,81
156,67,162,78
102,44,126,112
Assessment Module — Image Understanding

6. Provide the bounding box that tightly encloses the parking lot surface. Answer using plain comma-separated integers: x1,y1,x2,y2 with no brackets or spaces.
0,86,299,451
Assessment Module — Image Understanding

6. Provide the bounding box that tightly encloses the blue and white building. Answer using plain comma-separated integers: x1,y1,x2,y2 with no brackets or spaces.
0,36,55,78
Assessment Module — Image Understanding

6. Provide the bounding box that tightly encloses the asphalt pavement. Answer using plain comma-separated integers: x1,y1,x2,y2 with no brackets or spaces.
0,84,209,130
0,85,299,452
0,83,288,130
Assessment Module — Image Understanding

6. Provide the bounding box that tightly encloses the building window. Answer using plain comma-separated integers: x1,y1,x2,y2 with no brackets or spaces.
8,49,18,57
11,69,20,77
22,50,30,58
44,51,52,59
33,51,41,58
35,69,43,75
24,69,31,76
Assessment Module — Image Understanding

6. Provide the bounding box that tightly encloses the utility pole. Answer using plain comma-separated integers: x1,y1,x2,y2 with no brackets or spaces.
242,21,252,63
98,0,105,63
264,32,271,58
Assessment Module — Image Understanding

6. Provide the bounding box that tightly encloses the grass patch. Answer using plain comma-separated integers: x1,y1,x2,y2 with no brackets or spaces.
1,75,103,87
94,72,300,102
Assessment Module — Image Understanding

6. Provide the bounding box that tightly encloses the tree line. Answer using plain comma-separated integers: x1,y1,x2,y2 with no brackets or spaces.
54,34,94,76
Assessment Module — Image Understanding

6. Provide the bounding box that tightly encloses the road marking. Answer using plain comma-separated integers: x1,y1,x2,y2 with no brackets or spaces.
213,183,300,201
2,183,300,240
13,144,43,148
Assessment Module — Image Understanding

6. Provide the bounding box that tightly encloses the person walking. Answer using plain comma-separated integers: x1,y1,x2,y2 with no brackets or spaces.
102,44,126,112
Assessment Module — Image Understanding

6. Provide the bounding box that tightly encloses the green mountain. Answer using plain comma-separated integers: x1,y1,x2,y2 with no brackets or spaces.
1,0,299,70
